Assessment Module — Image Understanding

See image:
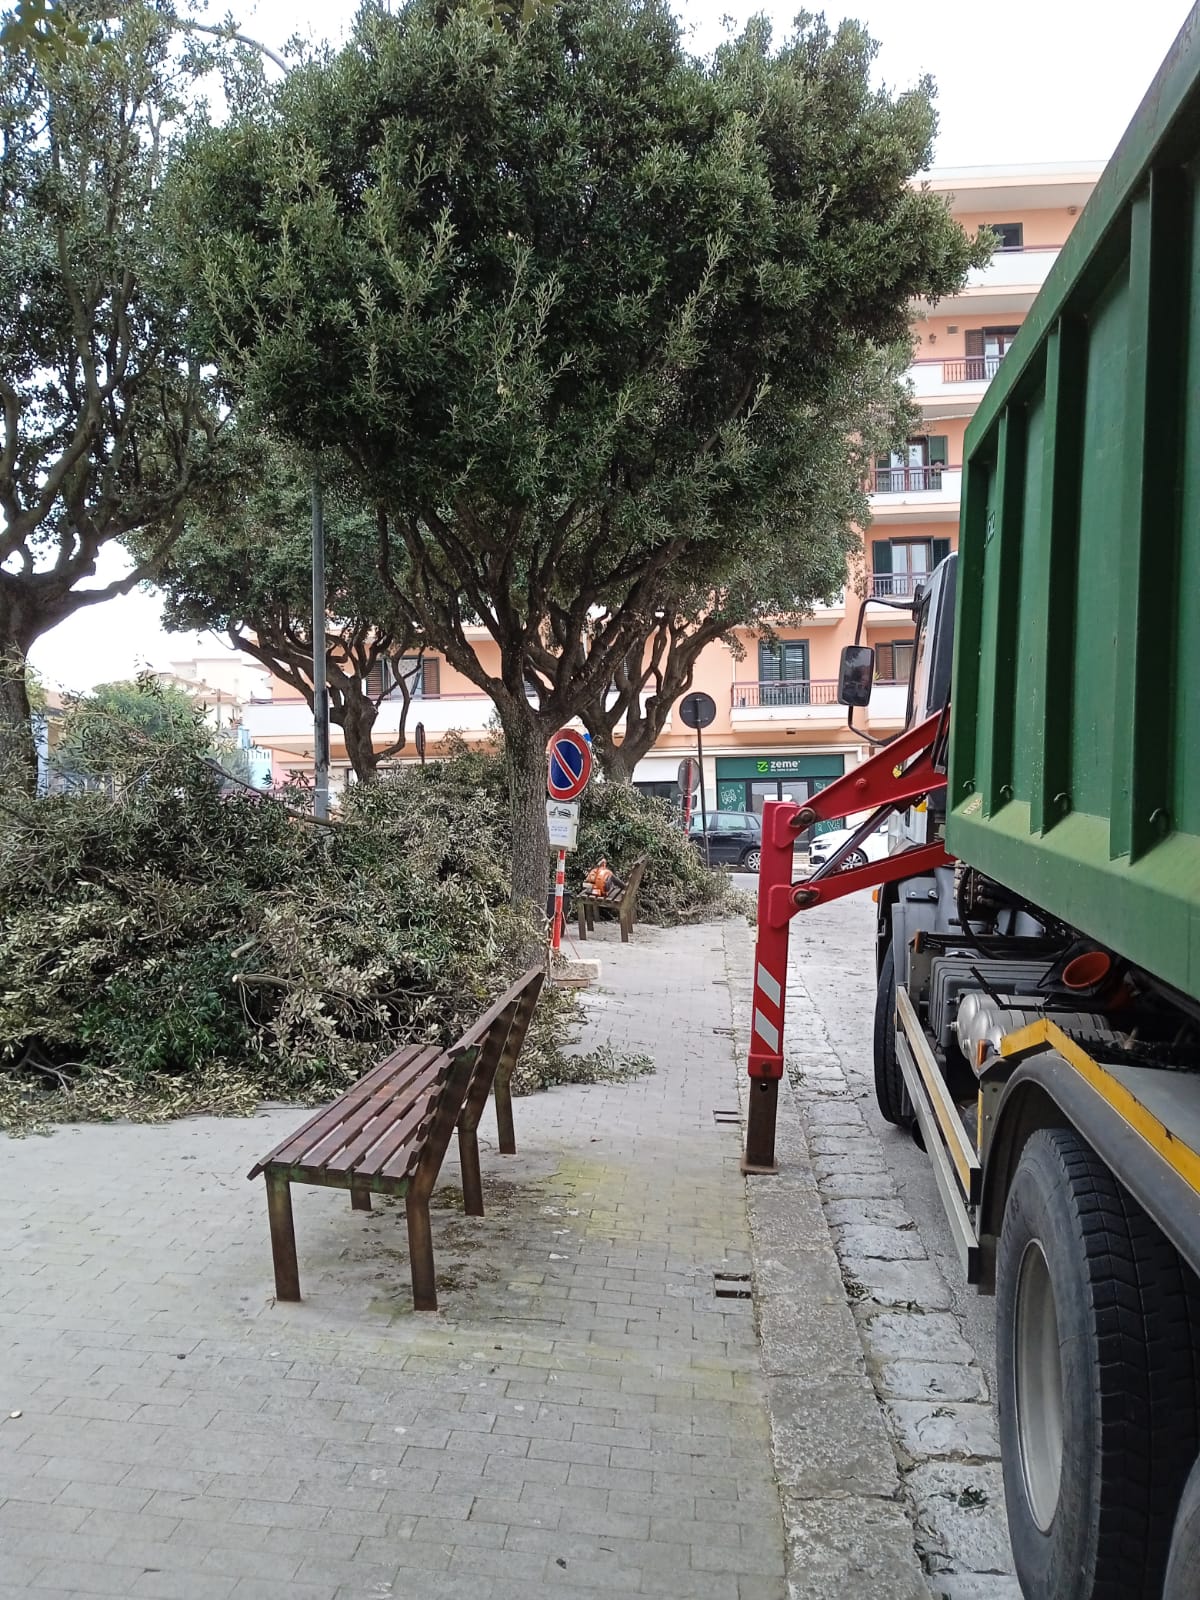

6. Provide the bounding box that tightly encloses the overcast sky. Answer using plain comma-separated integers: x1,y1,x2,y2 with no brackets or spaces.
29,0,1193,694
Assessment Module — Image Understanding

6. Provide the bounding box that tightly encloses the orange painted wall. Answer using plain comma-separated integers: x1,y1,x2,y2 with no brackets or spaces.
953,207,1076,250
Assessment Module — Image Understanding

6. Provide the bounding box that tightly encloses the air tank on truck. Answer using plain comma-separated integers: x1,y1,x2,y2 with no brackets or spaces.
743,8,1200,1597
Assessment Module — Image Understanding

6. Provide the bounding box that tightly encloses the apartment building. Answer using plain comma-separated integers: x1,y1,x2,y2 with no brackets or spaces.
243,164,1102,807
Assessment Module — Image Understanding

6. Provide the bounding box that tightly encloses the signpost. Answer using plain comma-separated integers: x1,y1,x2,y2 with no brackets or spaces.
546,727,592,951
678,692,716,867
677,755,699,836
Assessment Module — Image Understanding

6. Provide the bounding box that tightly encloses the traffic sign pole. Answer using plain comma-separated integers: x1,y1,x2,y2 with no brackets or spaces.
697,722,709,867
551,847,567,952
677,694,717,870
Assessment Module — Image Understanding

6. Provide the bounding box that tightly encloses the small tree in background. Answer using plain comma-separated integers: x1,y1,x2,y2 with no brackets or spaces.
176,0,988,904
158,442,425,785
54,675,208,784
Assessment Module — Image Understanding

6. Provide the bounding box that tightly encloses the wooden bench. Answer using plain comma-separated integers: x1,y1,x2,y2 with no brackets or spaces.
576,857,646,943
248,967,544,1312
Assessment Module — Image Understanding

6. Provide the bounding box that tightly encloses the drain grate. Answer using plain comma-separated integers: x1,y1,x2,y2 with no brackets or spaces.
712,1026,736,1037
713,1272,752,1299
712,1108,740,1126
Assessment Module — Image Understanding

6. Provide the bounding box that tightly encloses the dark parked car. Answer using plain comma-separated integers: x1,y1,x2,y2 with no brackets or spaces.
688,810,762,871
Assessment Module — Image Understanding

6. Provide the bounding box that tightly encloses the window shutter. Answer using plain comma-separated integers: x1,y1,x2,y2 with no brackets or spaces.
421,657,440,697
872,541,893,575
758,641,781,682
877,644,893,680
965,330,984,357
932,538,952,566
928,435,949,467
364,662,384,699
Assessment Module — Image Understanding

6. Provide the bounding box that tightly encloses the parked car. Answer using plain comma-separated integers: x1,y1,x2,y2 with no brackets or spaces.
806,820,890,872
687,810,763,871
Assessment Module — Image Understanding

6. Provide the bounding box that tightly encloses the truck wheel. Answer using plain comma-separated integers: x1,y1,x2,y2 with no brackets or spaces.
997,1128,1200,1600
872,944,912,1125
1163,1455,1200,1600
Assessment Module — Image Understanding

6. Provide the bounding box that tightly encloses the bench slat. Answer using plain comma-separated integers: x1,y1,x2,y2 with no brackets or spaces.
367,1082,455,1181
328,1050,449,1174
299,1048,444,1172
248,1044,426,1178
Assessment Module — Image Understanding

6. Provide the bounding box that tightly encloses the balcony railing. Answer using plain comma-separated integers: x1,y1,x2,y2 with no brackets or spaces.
731,679,839,709
873,466,944,494
869,574,924,601
941,353,1005,384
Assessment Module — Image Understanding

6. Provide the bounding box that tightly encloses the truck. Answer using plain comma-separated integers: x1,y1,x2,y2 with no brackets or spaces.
743,11,1200,1599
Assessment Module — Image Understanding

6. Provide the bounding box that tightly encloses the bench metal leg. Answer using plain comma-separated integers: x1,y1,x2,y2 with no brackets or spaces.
405,1192,437,1312
351,1184,373,1212
493,1070,516,1155
458,1123,484,1218
265,1173,300,1302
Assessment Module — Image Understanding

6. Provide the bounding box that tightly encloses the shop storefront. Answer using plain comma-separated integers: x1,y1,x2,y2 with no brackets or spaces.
715,753,846,823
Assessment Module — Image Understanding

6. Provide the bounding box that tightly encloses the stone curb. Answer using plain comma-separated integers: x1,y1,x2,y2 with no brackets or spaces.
774,929,1018,1596
723,924,930,1600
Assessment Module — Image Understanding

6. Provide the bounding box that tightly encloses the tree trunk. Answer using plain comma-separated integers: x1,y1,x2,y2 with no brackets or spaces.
339,696,381,785
497,697,551,912
597,740,636,783
0,628,36,795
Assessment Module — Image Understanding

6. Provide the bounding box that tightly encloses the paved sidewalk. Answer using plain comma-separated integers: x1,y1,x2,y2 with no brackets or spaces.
0,922,788,1600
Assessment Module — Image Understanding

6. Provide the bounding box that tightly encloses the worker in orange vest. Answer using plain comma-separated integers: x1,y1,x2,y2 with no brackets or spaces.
582,857,622,899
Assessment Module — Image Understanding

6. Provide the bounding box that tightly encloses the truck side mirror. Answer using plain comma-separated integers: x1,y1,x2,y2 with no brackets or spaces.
838,645,875,708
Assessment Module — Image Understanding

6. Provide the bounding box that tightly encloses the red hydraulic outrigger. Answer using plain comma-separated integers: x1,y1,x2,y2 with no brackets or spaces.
743,708,954,1173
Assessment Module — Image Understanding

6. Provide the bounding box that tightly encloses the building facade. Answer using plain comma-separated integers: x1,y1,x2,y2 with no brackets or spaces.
242,165,1101,808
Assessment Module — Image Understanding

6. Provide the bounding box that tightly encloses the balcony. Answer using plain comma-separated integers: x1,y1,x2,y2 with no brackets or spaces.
867,681,909,725
805,589,846,625
244,692,497,748
921,245,1059,318
242,685,669,755
868,574,924,602
907,354,1006,415
730,679,846,732
873,466,945,494
869,465,961,524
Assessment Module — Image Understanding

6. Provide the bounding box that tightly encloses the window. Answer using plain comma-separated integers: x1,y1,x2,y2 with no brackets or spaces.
876,640,915,683
964,327,1020,380
758,639,810,704
874,435,947,493
871,539,952,600
988,222,1024,251
371,656,441,699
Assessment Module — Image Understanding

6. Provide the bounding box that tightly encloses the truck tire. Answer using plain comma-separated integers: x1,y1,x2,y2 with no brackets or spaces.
1163,1455,1200,1600
996,1128,1200,1600
872,944,912,1125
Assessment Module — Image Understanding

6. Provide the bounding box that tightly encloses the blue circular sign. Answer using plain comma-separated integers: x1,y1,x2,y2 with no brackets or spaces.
547,728,592,801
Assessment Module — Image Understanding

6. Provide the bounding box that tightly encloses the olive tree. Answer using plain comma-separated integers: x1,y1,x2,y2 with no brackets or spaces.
0,2,245,789
175,0,987,904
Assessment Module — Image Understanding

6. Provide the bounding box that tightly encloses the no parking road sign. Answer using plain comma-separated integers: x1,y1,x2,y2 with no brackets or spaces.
547,726,592,802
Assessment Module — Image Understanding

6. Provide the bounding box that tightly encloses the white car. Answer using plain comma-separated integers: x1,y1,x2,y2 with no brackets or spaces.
807,821,890,872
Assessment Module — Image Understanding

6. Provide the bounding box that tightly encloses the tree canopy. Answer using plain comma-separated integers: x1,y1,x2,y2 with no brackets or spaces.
176,0,987,900
0,0,241,790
